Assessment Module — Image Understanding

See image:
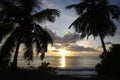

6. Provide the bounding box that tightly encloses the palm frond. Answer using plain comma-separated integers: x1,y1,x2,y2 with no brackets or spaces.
98,0,109,6
66,4,78,9
112,12,120,19
0,24,24,66
0,21,14,42
20,0,35,13
69,13,89,32
34,24,53,60
34,37,41,55
23,36,33,62
107,5,120,19
0,29,19,63
68,17,81,30
40,52,45,61
24,48,33,62
34,9,60,22
0,1,23,18
66,1,89,15
21,24,34,62
107,21,117,36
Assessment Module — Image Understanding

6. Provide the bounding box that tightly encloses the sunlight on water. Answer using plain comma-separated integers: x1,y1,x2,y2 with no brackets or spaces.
18,56,100,68
17,56,100,76
60,56,66,68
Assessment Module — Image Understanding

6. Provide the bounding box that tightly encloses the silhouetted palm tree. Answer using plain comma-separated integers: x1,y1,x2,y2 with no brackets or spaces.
0,0,60,69
66,0,120,57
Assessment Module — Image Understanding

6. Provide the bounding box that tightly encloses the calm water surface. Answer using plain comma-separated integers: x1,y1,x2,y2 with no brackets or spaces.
18,56,100,76
18,56,100,68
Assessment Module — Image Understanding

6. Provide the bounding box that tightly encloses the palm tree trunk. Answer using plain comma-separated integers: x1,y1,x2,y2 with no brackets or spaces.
98,31,107,57
11,40,21,70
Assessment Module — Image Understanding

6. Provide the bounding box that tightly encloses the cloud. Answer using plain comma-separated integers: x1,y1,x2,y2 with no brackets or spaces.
43,24,97,52
51,44,97,53
47,4,56,8
116,30,120,33
52,44,63,49
98,46,102,48
98,42,113,49
67,44,97,52
51,31,80,43
43,25,80,43
62,31,80,43
105,42,113,45
40,0,47,4
51,49,59,52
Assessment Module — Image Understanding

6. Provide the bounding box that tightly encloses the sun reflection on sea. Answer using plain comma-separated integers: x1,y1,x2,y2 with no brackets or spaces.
60,56,66,68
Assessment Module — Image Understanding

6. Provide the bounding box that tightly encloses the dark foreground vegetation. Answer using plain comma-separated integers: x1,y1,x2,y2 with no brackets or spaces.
1,69,120,80
96,44,120,76
1,60,120,80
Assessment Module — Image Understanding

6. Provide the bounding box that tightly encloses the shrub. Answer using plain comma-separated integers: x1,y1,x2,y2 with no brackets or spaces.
38,62,57,75
96,44,120,76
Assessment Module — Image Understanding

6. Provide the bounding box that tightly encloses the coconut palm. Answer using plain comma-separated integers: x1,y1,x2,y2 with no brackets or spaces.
66,0,120,57
0,0,60,69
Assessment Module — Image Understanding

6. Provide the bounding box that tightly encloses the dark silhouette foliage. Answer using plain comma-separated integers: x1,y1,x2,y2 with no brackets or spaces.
0,0,60,70
38,62,56,75
96,44,120,76
66,0,120,57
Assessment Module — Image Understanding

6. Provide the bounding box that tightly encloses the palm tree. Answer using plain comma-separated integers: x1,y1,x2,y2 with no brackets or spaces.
0,0,60,69
66,0,120,57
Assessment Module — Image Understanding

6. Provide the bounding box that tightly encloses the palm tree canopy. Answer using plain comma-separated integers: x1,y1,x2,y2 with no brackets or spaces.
66,0,120,39
0,0,60,66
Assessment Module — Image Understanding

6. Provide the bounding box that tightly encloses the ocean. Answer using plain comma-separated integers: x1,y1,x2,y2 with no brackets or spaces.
17,56,101,76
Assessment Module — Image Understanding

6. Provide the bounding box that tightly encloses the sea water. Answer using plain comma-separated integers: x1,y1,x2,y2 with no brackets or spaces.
17,56,101,76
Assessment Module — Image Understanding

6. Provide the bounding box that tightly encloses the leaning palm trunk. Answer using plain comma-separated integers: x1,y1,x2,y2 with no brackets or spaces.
98,30,107,58
11,40,21,69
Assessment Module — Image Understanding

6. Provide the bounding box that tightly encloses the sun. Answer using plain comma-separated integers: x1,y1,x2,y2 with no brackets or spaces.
59,49,68,55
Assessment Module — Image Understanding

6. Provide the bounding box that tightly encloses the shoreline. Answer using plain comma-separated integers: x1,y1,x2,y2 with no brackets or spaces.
19,67,97,77
1,68,120,80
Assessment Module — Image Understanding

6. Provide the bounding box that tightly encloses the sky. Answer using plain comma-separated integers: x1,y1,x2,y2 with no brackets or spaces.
36,0,120,57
